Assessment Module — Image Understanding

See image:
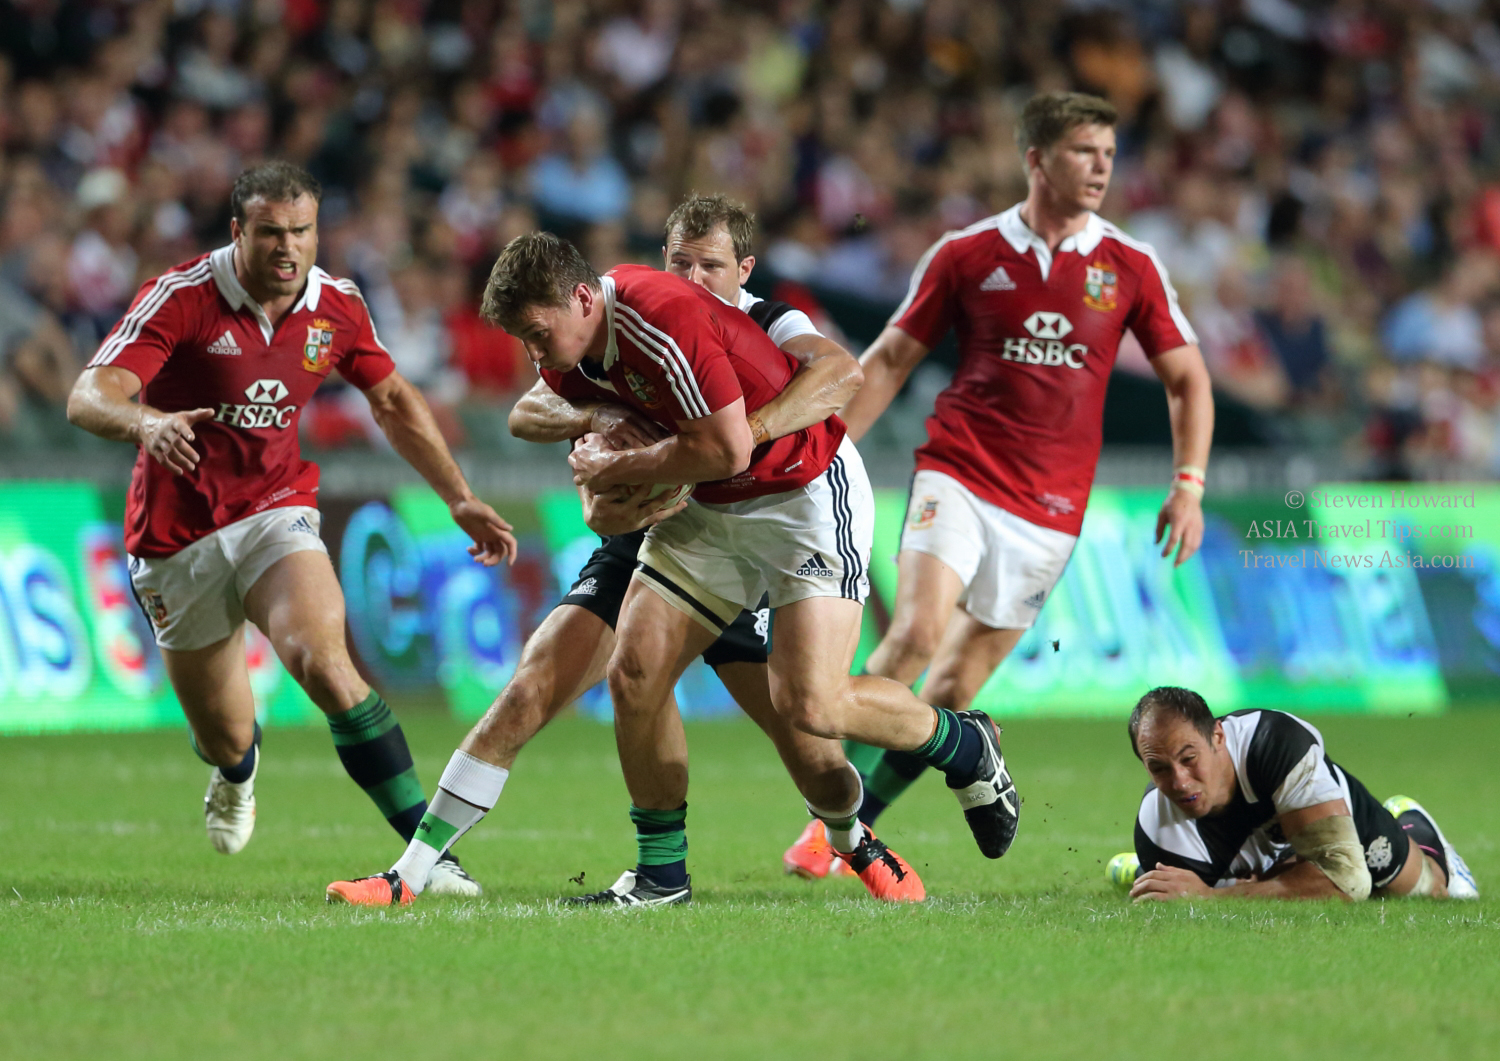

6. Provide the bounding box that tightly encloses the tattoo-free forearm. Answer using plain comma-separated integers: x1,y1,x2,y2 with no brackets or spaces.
508,379,601,443
370,377,475,504
67,367,147,443
1218,861,1346,900
754,337,863,443
839,326,928,443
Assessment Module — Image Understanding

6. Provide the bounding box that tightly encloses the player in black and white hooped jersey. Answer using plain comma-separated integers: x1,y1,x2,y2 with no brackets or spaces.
1122,687,1477,902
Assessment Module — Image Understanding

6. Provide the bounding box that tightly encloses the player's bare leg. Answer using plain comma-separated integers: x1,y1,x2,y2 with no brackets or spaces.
550,578,711,907
462,605,618,768
769,595,1020,859
720,659,924,900
161,627,262,853
243,550,440,864
860,550,967,685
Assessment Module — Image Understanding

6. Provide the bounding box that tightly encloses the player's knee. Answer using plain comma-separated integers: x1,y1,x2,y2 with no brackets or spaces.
885,615,943,668
285,643,351,703
606,651,656,714
774,687,843,739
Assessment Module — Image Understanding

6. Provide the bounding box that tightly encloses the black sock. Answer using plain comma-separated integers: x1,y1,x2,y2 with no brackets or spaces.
858,750,929,826
327,692,428,843
1398,811,1449,882
219,724,262,784
912,707,984,785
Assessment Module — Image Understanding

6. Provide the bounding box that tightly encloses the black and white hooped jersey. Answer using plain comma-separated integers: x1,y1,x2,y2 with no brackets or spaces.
1133,709,1408,888
737,289,821,350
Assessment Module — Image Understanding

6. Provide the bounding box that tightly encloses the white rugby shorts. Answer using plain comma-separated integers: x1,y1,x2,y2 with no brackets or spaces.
636,436,873,635
900,469,1077,630
127,506,329,651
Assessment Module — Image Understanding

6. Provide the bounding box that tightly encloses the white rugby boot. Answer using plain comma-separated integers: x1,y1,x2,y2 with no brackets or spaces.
426,853,483,897
204,752,258,855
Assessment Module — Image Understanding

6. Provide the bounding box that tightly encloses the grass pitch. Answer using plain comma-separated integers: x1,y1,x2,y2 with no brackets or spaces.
3,709,1498,1061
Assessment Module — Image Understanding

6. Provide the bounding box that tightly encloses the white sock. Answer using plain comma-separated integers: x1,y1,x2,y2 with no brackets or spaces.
807,770,866,855
391,751,509,894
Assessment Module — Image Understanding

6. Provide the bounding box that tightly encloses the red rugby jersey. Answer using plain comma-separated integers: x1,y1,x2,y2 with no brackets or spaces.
541,265,845,504
89,246,396,557
891,205,1197,536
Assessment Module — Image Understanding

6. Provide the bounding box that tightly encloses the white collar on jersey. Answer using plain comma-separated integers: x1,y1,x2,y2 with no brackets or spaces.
598,273,619,371
208,244,324,343
996,204,1106,282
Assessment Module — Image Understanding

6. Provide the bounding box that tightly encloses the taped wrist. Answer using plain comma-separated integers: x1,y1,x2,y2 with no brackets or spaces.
1289,815,1372,900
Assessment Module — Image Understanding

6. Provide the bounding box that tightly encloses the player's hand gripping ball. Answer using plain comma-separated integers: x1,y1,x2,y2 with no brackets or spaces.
1106,852,1140,891
572,432,692,506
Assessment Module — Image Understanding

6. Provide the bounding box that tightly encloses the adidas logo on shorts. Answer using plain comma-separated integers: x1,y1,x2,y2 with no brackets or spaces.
573,577,599,597
796,553,835,578
1022,589,1047,608
286,514,317,536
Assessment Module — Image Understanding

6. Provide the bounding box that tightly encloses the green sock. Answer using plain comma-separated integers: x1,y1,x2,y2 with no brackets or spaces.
327,692,428,842
631,804,688,889
841,739,886,778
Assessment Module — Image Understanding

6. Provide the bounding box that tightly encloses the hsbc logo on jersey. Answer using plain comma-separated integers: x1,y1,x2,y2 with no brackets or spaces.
215,378,296,429
1002,312,1088,369
1024,312,1073,339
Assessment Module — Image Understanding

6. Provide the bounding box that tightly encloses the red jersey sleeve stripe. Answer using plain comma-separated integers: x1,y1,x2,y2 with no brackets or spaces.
89,262,213,367
1101,224,1200,347
613,304,712,418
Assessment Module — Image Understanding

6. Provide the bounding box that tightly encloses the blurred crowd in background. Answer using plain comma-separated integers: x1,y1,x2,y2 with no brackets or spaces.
3,0,1500,479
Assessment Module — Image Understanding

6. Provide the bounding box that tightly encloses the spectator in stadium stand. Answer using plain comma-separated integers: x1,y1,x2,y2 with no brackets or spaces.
1382,252,1500,372
785,90,1214,874
527,103,631,229
1253,255,1334,407
64,161,514,897
1120,687,1478,903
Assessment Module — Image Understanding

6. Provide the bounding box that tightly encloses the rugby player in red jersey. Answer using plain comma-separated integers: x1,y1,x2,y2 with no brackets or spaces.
326,196,924,907
66,162,516,894
784,91,1217,876
468,233,1017,905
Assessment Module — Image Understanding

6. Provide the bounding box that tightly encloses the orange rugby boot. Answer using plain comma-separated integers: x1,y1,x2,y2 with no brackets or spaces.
325,870,415,906
783,818,839,879
834,828,926,903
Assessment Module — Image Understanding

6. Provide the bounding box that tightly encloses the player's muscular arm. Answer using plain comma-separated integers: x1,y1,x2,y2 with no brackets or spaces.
569,399,754,491
363,370,518,566
748,335,863,444
67,366,214,475
509,378,667,448
1130,801,1354,903
838,326,929,443
1151,344,1214,567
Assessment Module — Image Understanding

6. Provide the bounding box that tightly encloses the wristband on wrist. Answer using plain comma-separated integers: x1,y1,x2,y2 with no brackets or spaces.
1172,465,1206,498
748,412,769,446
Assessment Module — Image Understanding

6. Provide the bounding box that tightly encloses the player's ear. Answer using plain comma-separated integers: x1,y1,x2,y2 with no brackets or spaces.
738,254,755,284
575,282,595,316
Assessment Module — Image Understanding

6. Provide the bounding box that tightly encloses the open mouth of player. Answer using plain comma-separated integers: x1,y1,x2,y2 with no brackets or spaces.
1175,793,1201,807
271,260,298,282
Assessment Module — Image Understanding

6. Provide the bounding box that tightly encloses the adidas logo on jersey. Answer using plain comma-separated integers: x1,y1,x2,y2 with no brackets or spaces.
1022,589,1047,608
796,553,835,578
207,331,242,356
980,266,1017,291
573,577,599,597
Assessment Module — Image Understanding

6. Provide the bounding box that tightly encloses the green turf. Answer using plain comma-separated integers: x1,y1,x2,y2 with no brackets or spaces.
3,710,1498,1060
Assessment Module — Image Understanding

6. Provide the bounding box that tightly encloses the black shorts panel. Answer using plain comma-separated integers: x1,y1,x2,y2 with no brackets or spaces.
556,531,646,630
556,534,769,669
702,595,770,668
1336,761,1411,889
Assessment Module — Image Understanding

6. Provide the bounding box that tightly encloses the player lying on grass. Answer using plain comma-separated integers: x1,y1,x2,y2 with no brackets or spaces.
327,195,925,906
1117,686,1478,902
788,90,1215,877
66,162,516,895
